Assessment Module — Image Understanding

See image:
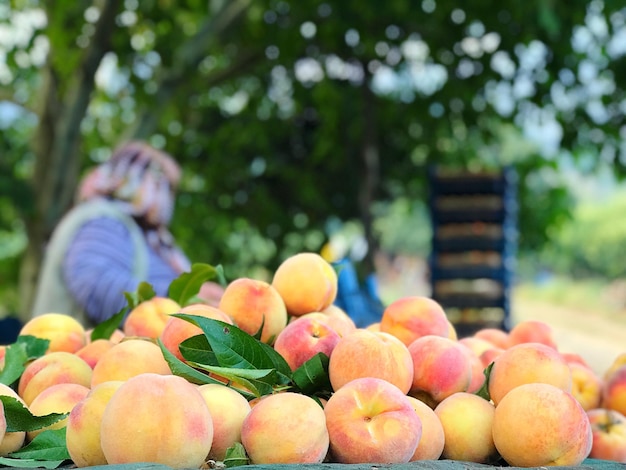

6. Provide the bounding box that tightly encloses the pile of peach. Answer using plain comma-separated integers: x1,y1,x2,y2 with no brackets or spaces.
1,251,626,468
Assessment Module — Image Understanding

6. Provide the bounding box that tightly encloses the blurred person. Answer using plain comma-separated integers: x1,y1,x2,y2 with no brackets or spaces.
31,140,222,327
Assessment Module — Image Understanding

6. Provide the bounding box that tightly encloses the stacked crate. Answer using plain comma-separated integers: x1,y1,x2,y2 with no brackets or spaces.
428,166,518,337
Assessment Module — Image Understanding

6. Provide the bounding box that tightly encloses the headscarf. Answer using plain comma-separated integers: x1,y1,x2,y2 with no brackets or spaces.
77,141,190,273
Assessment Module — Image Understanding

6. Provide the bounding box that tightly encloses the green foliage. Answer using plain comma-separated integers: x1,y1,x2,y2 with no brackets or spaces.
0,336,49,387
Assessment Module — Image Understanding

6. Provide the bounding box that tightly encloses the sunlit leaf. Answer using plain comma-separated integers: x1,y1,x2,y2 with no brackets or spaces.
0,336,49,386
1,396,68,433
168,263,225,306
223,442,249,468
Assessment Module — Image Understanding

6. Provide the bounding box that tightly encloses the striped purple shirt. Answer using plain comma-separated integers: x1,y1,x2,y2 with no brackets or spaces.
62,216,186,324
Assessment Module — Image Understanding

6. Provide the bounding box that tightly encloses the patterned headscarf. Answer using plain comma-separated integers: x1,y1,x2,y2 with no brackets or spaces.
77,141,190,273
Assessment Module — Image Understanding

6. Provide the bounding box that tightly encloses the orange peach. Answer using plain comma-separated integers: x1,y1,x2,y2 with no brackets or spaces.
473,327,511,349
274,314,341,371
587,408,626,462
160,303,233,361
100,373,213,468
19,313,86,354
0,383,26,456
241,392,329,464
407,396,445,461
66,381,125,467
271,252,338,317
18,351,92,406
379,296,450,346
492,383,592,467
602,366,626,416
408,335,473,405
218,277,288,344
319,304,357,337
74,339,115,369
26,382,90,441
197,383,252,461
488,342,572,406
435,392,498,463
123,296,181,339
365,322,381,332
328,330,413,394
324,377,421,464
90,338,171,387
508,319,558,349
570,362,603,411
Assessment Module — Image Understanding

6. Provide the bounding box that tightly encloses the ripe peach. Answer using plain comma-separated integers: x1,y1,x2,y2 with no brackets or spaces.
324,377,421,464
197,383,252,461
319,304,357,337
0,383,26,456
406,396,445,461
274,314,341,371
328,330,413,394
19,313,86,354
91,338,171,387
465,348,487,394
604,354,626,382
492,383,592,467
459,336,496,357
587,408,626,462
74,339,115,369
508,319,558,349
101,373,213,467
570,362,603,411
271,252,338,317
18,351,92,406
473,327,511,349
488,342,572,406
602,366,626,416
241,392,329,464
160,303,233,361
123,296,181,339
66,381,124,467
26,383,90,441
218,277,288,344
479,346,505,368
408,335,473,405
379,296,450,346
365,322,381,332
434,392,498,463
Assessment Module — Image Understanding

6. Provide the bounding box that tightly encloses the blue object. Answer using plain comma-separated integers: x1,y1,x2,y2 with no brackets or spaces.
0,317,23,345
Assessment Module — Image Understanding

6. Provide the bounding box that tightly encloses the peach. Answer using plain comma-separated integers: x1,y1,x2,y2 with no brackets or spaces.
160,303,233,361
365,322,381,332
406,396,445,461
18,351,92,406
123,296,181,339
459,336,496,357
446,319,458,341
408,335,473,405
319,304,357,337
488,342,572,406
587,408,626,462
492,383,592,467
465,348,487,394
241,392,329,464
100,373,213,468
0,383,25,456
328,329,413,394
434,392,498,463
324,377,421,464
66,381,124,467
473,327,511,349
479,346,505,368
508,319,558,349
218,277,288,344
19,313,86,354
570,362,603,411
379,296,450,346
197,383,252,461
26,382,90,441
74,339,115,369
271,252,338,317
91,338,171,387
604,353,626,382
602,366,626,416
274,314,341,371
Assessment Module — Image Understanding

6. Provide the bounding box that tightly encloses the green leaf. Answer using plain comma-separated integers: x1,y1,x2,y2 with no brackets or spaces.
291,352,332,397
1,396,68,433
8,428,70,461
124,281,157,311
90,308,126,342
189,364,276,397
178,334,218,366
0,457,66,469
157,339,224,387
173,314,292,384
167,263,226,306
223,442,249,468
0,336,49,386
475,361,495,401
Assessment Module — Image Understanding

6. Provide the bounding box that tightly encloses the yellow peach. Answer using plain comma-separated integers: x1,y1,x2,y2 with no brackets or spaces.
19,313,86,354
379,296,450,346
74,339,115,369
319,304,357,337
508,319,558,349
406,396,445,461
570,362,603,411
123,296,181,339
602,366,626,416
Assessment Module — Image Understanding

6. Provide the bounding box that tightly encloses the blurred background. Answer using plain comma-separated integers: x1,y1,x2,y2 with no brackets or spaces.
2,1,626,367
